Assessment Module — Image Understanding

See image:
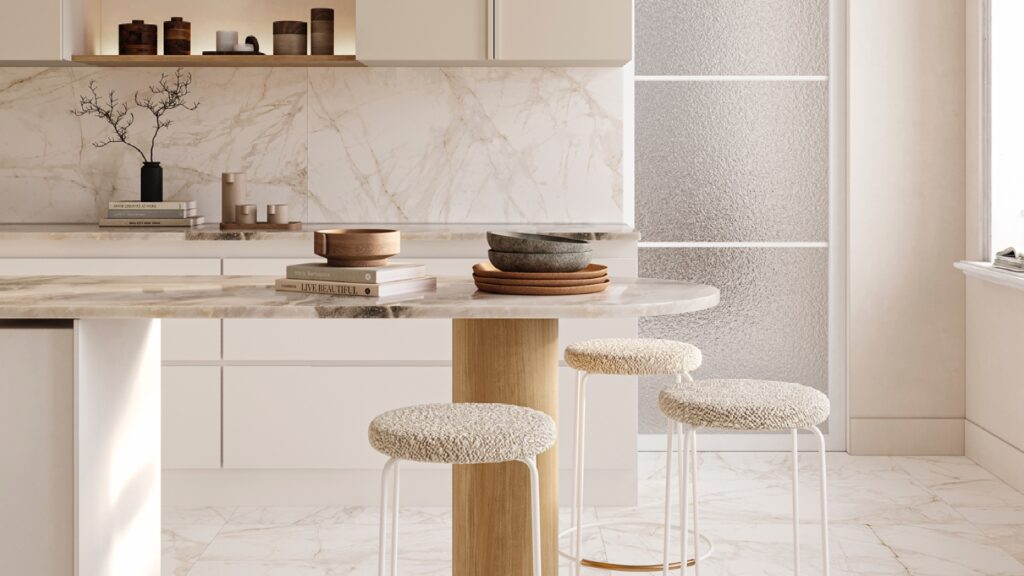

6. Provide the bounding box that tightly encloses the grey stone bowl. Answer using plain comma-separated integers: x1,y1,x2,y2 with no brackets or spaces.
488,249,592,273
487,232,591,254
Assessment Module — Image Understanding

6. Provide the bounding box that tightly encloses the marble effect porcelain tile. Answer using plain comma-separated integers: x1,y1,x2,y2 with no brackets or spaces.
870,523,1024,576
0,68,308,223
165,454,1024,576
307,68,624,224
162,524,223,576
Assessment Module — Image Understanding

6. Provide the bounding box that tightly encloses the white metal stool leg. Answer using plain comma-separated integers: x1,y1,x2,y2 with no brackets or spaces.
810,426,830,576
520,456,543,576
572,371,588,576
792,429,800,576
570,371,706,573
690,429,701,576
378,457,399,576
663,419,675,574
390,459,401,576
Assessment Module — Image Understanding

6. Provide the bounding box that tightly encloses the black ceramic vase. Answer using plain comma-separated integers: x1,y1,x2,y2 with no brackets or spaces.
140,162,163,202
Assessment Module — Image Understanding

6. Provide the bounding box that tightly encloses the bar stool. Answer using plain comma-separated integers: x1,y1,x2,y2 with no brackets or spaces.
659,379,831,575
563,338,710,573
368,402,556,576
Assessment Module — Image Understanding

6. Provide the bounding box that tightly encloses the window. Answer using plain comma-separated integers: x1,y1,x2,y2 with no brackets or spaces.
989,0,1024,257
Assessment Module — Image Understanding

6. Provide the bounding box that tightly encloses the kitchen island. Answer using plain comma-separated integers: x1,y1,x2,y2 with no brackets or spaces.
0,274,717,576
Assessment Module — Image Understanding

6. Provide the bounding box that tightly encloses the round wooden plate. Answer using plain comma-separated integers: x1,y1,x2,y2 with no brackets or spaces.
472,262,608,280
474,278,610,296
471,273,607,287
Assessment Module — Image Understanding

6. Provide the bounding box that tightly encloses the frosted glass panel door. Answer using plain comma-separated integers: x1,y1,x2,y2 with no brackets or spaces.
634,0,842,449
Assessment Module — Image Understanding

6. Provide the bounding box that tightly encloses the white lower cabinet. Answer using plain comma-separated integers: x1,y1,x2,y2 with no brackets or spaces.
223,366,451,469
162,366,221,469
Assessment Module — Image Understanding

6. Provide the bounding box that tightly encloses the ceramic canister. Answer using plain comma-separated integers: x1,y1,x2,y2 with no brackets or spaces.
119,20,158,55
216,30,239,52
267,204,290,224
163,17,191,55
221,173,246,223
273,21,307,55
310,8,334,55
235,204,257,225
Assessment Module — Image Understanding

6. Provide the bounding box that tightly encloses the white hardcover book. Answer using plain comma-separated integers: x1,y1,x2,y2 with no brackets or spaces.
107,208,199,219
274,276,437,298
98,216,205,227
286,262,427,284
108,200,197,210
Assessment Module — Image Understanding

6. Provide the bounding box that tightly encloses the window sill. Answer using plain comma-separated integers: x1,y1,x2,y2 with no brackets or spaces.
956,261,1024,292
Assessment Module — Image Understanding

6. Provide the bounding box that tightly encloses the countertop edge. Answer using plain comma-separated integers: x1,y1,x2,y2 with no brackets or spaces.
0,224,641,243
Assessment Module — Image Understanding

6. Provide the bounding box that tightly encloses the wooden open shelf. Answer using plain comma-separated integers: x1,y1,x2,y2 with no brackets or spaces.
71,55,362,67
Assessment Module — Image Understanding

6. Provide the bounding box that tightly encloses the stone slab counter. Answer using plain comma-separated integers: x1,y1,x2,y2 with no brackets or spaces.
0,275,717,319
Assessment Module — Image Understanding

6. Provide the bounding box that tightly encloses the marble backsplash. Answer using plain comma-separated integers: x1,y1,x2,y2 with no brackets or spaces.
0,67,623,224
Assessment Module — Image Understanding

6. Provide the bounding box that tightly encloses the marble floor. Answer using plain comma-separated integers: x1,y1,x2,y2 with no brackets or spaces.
164,453,1024,575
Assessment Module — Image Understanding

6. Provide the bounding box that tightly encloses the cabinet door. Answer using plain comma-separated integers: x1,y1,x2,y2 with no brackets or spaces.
163,366,221,469
223,366,451,469
356,0,488,62
0,1,62,60
495,0,631,63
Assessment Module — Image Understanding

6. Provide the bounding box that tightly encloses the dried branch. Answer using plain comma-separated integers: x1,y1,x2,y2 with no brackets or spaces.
134,69,199,162
71,81,148,162
71,68,199,163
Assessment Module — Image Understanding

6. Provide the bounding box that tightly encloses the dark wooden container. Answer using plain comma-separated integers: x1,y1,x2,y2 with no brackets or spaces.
163,17,191,55
119,20,158,55
310,8,334,55
273,21,307,55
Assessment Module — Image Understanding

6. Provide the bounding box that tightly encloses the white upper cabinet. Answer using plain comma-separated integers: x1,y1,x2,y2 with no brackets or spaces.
356,0,631,65
0,1,62,60
494,0,631,64
356,0,489,62
0,0,96,61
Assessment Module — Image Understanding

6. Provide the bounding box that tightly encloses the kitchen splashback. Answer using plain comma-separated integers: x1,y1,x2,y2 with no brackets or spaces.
0,67,623,224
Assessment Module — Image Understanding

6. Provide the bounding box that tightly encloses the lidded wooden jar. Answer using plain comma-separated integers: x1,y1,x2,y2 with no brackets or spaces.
119,20,158,55
163,17,191,55
273,21,308,55
310,8,334,55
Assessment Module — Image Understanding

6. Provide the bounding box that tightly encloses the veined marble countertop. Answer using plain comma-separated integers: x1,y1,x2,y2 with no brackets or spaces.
0,224,639,242
0,275,717,319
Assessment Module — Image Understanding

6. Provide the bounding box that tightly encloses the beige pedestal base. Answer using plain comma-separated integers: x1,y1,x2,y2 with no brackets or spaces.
452,318,559,576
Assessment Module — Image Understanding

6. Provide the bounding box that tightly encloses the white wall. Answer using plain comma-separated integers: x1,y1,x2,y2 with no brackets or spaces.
848,0,967,455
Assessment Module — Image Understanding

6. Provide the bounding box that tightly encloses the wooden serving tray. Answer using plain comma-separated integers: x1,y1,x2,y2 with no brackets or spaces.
219,221,303,231
201,51,267,56
472,262,608,280
471,273,607,287
474,278,610,296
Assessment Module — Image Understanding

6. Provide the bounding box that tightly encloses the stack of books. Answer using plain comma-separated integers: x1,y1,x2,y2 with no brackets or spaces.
276,262,437,297
99,200,205,227
994,247,1024,273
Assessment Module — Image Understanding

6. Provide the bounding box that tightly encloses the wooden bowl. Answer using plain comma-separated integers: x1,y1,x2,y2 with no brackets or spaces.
314,229,400,267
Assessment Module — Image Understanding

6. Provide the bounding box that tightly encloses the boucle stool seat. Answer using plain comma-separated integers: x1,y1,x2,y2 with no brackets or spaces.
658,379,830,431
369,403,556,465
369,402,554,575
564,338,702,376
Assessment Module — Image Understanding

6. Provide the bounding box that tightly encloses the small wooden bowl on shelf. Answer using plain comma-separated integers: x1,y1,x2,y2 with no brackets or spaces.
314,229,400,267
